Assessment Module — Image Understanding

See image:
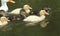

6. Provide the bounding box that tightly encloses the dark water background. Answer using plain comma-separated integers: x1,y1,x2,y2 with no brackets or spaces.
0,0,60,36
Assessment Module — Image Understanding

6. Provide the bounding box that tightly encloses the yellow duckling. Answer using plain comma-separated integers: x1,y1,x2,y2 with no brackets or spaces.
0,17,10,28
23,10,49,26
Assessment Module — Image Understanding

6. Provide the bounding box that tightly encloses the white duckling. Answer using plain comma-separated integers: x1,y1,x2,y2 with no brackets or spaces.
0,17,10,28
8,5,32,20
23,10,49,26
10,4,32,15
0,0,15,12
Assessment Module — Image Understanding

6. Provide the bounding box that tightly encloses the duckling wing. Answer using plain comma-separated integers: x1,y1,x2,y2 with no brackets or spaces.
0,21,8,26
10,8,22,14
0,21,3,25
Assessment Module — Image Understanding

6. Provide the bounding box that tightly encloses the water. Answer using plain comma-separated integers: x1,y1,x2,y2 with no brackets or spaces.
0,0,60,36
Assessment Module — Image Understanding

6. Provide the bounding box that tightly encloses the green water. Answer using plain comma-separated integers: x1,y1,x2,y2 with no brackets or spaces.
0,0,60,36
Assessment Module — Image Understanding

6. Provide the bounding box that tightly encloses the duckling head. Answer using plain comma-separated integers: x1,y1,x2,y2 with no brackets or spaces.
39,10,49,16
23,4,32,10
0,17,10,22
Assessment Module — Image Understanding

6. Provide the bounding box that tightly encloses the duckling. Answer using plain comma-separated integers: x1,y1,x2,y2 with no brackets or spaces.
0,17,10,28
23,10,49,26
8,4,32,20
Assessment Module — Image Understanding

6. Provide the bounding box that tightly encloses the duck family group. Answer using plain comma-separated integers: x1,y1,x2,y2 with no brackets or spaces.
0,0,51,28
